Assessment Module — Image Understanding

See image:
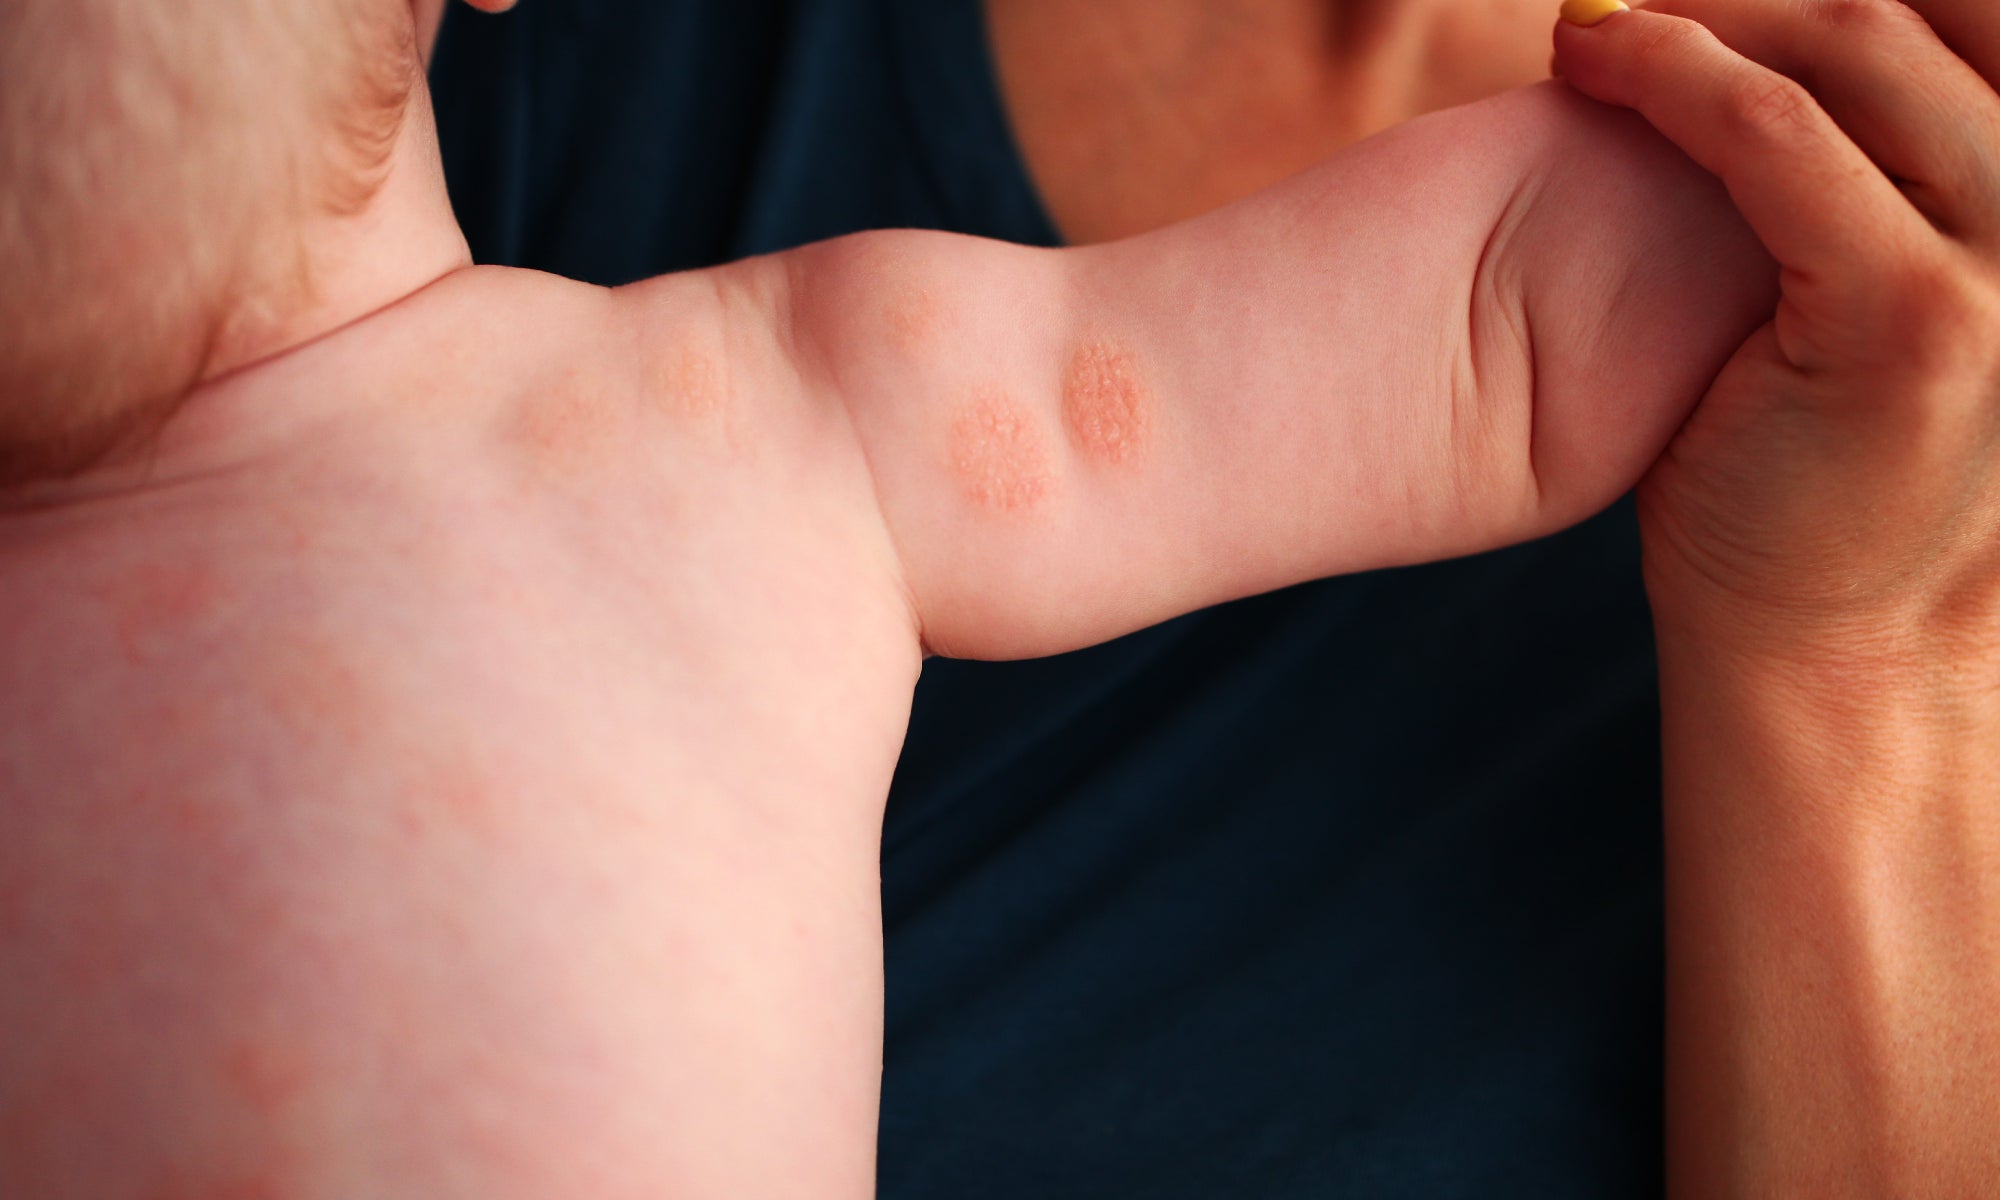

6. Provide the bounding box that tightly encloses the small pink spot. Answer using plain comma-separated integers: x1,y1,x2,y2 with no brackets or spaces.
440,777,492,825
398,760,497,842
256,632,366,747
218,1038,311,1113
508,373,624,478
885,285,944,355
655,345,725,423
165,794,227,839
104,561,227,663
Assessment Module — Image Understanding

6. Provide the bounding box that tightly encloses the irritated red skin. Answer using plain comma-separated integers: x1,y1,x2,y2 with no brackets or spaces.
949,388,1053,512
1062,340,1153,468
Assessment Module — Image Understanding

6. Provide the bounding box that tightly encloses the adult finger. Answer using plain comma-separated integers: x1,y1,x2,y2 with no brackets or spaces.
1645,0,2000,247
1898,0,2000,102
1553,6,1940,359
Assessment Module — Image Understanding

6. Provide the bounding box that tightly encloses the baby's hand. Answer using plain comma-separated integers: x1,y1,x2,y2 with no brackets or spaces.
1554,0,2000,669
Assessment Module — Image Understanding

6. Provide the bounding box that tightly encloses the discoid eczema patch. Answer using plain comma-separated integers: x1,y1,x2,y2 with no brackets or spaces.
949,389,1051,512
1062,340,1151,466
655,344,724,423
884,284,943,355
508,371,622,477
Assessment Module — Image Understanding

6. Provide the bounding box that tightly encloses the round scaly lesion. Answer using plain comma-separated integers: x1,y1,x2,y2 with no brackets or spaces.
948,388,1053,513
1062,339,1151,467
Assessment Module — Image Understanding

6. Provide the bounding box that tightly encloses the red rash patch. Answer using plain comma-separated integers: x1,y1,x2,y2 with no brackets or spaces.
398,759,498,841
949,390,1052,512
219,1038,311,1113
107,561,227,663
256,632,367,749
655,345,724,423
884,284,943,355
1062,341,1151,466
509,370,624,477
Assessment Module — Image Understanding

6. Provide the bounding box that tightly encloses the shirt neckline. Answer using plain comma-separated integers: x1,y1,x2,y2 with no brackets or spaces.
887,0,1065,248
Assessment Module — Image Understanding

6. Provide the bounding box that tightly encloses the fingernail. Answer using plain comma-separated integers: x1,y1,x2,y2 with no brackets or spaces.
1560,0,1629,26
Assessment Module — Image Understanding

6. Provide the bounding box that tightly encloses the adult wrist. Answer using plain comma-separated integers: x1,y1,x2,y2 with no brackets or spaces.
1651,604,2000,824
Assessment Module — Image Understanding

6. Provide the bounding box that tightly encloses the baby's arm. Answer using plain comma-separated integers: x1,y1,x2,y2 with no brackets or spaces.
783,82,1778,660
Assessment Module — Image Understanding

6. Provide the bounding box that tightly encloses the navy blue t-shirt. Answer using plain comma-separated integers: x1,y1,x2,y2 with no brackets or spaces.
431,3,1666,1195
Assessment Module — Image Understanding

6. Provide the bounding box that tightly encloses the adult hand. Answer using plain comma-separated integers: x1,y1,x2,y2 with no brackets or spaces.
1553,4,2000,1196
1557,0,2000,671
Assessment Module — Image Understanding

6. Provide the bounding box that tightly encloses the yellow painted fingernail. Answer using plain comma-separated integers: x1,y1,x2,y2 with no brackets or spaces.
1560,0,1629,26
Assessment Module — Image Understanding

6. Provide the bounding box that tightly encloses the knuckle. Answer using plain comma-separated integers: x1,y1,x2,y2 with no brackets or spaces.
1882,256,2000,368
1809,0,1924,38
1915,264,1993,333
1718,72,1819,146
1628,12,1702,67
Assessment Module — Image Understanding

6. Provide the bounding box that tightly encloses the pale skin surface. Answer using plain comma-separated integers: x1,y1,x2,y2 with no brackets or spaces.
0,3,1773,1195
0,3,1993,1199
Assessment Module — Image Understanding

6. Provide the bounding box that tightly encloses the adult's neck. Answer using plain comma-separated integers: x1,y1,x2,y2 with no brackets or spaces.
986,0,1559,244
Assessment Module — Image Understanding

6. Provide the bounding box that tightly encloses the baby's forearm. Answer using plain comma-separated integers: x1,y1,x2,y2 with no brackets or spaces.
790,82,1776,659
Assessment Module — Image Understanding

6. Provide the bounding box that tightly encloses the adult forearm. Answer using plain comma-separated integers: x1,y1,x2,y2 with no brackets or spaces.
1655,628,2000,1198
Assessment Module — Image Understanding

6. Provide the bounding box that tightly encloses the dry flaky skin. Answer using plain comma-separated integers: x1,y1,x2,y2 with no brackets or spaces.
0,84,1770,1199
948,388,1053,512
1060,340,1152,467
